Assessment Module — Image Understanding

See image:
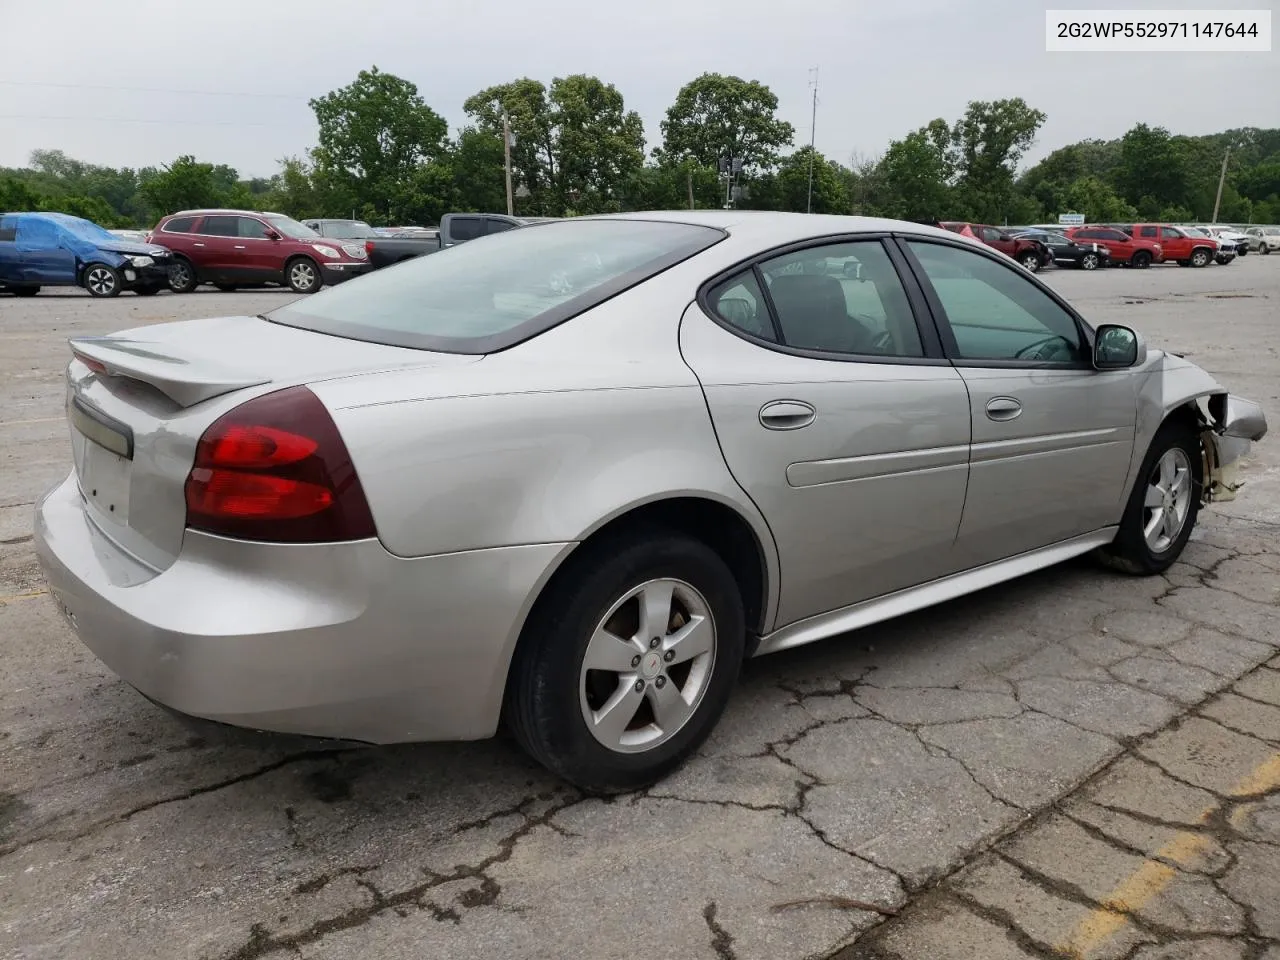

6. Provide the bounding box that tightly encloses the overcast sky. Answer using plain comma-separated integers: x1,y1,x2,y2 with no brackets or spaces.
1,0,1276,178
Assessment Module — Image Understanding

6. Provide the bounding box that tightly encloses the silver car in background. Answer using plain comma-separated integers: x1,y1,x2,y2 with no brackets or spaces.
35,212,1268,793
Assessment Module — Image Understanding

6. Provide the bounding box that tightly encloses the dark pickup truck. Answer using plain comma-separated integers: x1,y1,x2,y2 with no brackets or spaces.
303,219,439,270
306,213,551,270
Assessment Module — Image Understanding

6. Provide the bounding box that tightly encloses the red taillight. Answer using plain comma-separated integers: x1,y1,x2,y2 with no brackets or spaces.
184,386,376,543
72,351,109,375
365,240,375,256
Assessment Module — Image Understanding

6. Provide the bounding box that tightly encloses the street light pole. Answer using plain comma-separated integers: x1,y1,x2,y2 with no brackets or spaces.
806,67,818,214
502,110,514,216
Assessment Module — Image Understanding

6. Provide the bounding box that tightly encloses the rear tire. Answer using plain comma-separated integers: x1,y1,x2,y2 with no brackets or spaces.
83,264,121,298
168,258,198,293
506,532,745,794
1131,250,1152,269
1096,419,1202,576
1262,244,1272,256
286,257,321,294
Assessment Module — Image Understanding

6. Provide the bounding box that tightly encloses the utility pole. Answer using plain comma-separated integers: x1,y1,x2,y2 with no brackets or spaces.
686,167,695,210
502,111,514,216
1211,147,1230,223
806,67,819,214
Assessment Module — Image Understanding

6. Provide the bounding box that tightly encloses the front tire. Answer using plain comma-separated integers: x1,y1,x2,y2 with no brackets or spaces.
286,257,321,294
83,264,121,298
1131,250,1152,269
1080,253,1100,271
1190,249,1211,268
168,258,198,293
1096,419,1202,576
506,533,745,794
1020,252,1041,272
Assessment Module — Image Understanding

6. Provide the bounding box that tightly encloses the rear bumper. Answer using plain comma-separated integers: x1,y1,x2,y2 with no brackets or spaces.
34,471,572,743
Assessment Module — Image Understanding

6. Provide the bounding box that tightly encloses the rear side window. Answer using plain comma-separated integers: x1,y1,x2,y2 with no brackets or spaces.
708,271,775,342
267,219,724,353
200,216,238,236
449,217,483,242
1139,226,1158,238
161,216,196,233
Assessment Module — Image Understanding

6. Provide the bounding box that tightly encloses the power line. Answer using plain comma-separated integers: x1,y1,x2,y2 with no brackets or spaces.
0,114,286,127
0,79,309,100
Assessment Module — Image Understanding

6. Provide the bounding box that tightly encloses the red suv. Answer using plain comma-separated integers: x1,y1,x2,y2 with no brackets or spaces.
938,222,1048,272
1064,225,1163,269
148,209,370,294
1124,224,1217,267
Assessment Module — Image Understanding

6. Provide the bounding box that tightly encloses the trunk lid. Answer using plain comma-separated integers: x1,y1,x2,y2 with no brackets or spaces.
65,315,479,572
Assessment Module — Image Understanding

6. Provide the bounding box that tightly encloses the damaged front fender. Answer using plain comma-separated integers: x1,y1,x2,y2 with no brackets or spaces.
1200,394,1267,504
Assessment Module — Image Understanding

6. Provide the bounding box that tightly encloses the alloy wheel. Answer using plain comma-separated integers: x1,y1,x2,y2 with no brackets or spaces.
578,578,716,754
86,267,116,296
1081,254,1099,270
1143,448,1193,553
290,261,317,291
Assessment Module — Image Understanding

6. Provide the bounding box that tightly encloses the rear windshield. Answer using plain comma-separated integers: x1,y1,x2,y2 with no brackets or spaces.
266,218,725,353
323,221,376,239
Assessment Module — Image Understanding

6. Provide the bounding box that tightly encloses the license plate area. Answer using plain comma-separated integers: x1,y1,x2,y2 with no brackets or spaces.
70,396,133,524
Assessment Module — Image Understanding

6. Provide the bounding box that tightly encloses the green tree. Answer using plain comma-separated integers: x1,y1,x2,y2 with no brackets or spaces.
1059,176,1137,223
36,194,124,226
310,66,449,222
464,74,645,215
950,98,1046,222
449,127,509,213
0,175,42,210
878,127,955,221
1116,124,1189,211
139,155,223,217
657,73,794,174
752,146,849,213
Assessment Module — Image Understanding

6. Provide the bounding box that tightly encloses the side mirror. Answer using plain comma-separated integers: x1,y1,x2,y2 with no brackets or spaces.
1093,324,1145,370
264,229,281,240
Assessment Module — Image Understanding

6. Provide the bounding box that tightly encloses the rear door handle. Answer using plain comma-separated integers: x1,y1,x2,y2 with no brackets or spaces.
986,397,1023,422
193,242,205,247
234,245,246,249
759,400,816,430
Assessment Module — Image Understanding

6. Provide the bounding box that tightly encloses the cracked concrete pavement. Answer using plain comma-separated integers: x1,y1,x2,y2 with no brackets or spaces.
2,258,1279,959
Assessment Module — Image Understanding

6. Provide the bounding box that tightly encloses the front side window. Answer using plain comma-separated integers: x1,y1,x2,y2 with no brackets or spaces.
1139,226,1158,239
739,241,924,358
981,226,1004,243
267,219,723,353
907,240,1084,364
1160,226,1184,240
238,217,272,239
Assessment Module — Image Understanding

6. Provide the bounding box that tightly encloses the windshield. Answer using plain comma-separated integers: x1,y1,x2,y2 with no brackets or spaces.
53,215,118,245
267,218,724,353
325,221,376,240
264,215,319,239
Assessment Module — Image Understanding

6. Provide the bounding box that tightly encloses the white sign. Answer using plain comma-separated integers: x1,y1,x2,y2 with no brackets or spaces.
1046,10,1271,53
1058,213,1086,226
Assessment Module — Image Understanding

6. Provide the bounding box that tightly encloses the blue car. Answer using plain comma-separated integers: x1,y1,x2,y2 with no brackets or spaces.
0,212,175,298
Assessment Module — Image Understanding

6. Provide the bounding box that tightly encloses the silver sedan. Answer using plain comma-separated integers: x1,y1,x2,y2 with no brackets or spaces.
35,212,1268,793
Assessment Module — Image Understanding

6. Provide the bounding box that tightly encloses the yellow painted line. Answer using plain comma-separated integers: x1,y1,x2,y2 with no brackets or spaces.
0,588,49,606
1058,749,1280,958
0,416,65,427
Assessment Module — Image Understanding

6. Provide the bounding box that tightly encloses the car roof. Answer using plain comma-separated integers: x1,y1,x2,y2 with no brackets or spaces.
163,209,288,218
584,210,962,245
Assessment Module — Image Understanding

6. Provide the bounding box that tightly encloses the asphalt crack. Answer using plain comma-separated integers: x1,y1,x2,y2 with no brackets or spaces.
702,901,737,960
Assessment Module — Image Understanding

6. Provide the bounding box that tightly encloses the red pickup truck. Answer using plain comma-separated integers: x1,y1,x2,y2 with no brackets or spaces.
1124,224,1218,267
938,222,1049,272
1063,225,1163,269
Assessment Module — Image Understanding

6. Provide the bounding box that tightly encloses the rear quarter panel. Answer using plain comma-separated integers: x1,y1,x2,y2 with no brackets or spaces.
309,247,780,584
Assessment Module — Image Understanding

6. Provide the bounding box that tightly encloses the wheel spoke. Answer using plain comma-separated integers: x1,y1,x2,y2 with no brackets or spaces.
638,581,674,642
1144,507,1164,543
590,681,644,746
1173,467,1191,502
584,627,643,673
1159,452,1176,487
647,680,693,732
1163,506,1180,539
1144,484,1164,508
663,615,713,665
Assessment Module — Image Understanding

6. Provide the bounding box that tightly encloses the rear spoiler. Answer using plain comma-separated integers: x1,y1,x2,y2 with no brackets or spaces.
69,336,270,407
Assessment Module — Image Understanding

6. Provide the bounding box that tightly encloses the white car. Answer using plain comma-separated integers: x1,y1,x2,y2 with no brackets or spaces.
1196,225,1251,257
1244,226,1280,254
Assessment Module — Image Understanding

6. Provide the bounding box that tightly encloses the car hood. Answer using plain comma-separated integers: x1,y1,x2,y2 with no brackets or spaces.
99,241,171,256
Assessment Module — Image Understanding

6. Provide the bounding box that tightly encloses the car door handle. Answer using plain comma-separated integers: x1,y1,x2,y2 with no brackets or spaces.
986,397,1023,422
193,242,205,247
759,400,816,430
234,244,246,249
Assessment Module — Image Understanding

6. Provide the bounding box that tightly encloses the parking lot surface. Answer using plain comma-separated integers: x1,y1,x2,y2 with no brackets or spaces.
2,259,1279,960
